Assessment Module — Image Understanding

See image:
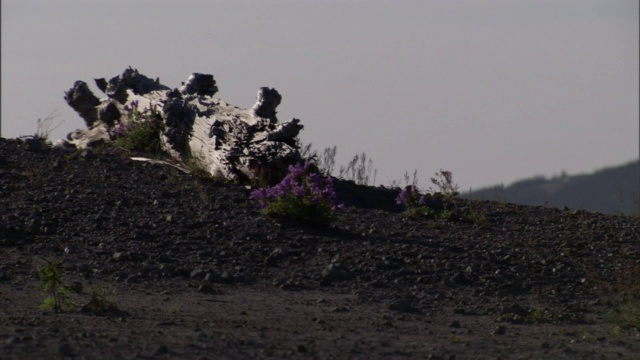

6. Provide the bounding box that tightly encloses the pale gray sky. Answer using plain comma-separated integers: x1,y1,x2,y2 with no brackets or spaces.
2,0,638,190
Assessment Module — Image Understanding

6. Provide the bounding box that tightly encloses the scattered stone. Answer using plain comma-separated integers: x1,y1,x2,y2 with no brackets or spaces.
331,306,350,313
388,299,420,314
197,285,218,294
492,325,507,335
5,337,20,345
22,137,47,152
57,342,74,356
366,280,387,288
125,274,141,283
190,269,207,280
68,281,84,294
322,264,350,280
112,252,126,261
142,263,159,273
154,344,173,355
196,250,211,259
112,271,129,282
450,272,471,285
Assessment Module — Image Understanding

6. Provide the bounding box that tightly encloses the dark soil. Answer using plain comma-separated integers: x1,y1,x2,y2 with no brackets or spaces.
1,136,639,359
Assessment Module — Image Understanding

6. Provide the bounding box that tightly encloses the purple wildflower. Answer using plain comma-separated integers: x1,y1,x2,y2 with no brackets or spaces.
291,185,306,197
250,161,344,224
396,185,426,209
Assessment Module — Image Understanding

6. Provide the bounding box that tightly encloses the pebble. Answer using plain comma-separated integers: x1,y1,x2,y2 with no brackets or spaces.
125,274,141,283
388,299,419,314
57,342,74,356
492,325,507,335
113,271,129,282
190,269,207,280
322,264,349,280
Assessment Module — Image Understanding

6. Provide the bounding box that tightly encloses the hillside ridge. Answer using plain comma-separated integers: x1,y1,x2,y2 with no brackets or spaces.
464,160,640,215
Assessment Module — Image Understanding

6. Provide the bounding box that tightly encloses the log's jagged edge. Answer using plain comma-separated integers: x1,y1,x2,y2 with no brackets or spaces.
60,67,304,185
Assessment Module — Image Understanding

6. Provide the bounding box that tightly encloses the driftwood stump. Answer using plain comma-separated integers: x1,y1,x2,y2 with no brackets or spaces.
62,67,304,184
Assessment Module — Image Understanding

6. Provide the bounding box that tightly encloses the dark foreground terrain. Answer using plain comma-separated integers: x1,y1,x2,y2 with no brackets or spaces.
1,137,639,359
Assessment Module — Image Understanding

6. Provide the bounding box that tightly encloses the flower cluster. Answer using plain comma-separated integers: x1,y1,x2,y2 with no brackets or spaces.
395,171,465,220
396,184,426,208
122,99,139,112
251,162,343,226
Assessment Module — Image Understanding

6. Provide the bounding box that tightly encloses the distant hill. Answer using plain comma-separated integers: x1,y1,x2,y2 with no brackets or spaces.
463,160,640,215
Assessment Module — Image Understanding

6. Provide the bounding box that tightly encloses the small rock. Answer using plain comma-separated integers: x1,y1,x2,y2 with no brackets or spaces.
57,342,74,356
465,264,480,273
388,300,420,314
331,306,350,313
157,254,173,263
197,250,211,258
197,285,218,294
154,344,171,355
501,303,528,316
190,269,207,280
492,325,507,335
264,254,279,267
5,337,20,345
81,149,94,159
450,272,471,285
142,263,159,273
113,271,129,281
23,138,46,152
220,271,232,282
322,264,350,280
68,281,83,294
174,267,190,277
204,271,229,284
51,159,64,171
125,274,141,283
367,280,387,288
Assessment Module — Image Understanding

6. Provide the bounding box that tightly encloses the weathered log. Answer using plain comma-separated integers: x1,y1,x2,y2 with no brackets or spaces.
63,81,101,127
61,67,303,185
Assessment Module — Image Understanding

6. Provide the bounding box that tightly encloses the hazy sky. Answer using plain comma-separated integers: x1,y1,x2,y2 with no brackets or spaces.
2,0,638,190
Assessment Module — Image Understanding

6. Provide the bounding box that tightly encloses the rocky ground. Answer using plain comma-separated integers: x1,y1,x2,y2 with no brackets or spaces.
1,136,639,359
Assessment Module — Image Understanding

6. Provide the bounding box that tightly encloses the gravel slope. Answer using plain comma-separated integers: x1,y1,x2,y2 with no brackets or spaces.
1,137,639,359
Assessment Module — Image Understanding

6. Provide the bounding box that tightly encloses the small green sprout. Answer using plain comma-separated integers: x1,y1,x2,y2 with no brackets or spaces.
35,259,71,312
